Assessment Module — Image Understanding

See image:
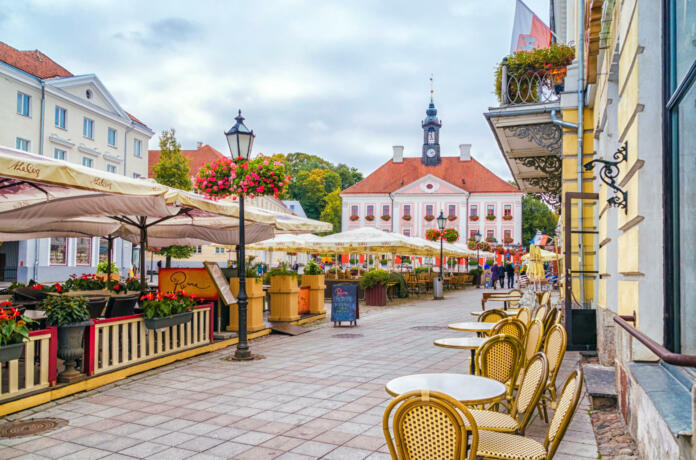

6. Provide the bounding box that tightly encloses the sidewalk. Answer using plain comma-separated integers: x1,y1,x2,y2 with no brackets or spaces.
0,288,598,459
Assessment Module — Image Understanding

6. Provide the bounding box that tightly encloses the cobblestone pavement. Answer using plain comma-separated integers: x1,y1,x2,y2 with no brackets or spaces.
1,288,598,459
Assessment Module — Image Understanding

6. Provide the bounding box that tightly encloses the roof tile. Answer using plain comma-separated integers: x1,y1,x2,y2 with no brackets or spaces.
0,41,72,79
148,144,227,178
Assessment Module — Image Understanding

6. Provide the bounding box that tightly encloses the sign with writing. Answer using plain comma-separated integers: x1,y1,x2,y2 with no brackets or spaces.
203,262,236,306
331,284,358,325
159,268,218,300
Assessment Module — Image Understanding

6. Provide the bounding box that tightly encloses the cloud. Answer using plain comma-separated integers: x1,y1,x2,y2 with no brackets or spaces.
113,17,201,49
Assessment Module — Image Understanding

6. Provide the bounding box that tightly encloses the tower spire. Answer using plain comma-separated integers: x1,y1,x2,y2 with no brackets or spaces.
429,74,434,102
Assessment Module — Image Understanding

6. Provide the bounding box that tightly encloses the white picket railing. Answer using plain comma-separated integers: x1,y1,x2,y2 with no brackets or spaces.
86,304,213,376
0,329,56,401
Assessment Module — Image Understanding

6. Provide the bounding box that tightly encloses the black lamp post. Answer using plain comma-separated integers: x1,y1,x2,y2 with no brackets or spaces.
436,212,447,298
225,110,255,361
474,231,482,288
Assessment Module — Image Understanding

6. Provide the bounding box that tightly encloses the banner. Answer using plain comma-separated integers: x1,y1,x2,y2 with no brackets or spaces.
510,0,552,53
159,268,218,300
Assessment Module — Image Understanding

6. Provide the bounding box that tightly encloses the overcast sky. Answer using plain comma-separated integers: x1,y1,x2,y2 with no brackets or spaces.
1,0,550,179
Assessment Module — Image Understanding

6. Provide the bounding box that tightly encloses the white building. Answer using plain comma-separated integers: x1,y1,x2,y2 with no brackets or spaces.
341,98,523,245
0,41,154,283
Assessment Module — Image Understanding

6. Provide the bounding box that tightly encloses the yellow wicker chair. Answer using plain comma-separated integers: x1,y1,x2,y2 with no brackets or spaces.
538,324,567,422
515,319,545,389
467,353,549,435
533,305,548,323
475,334,525,407
490,318,526,341
479,309,506,323
540,291,551,307
475,368,584,460
516,307,532,327
543,309,561,337
383,390,479,460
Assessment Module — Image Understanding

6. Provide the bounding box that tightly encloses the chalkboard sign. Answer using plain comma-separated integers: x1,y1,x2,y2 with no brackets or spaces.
331,284,358,326
203,261,236,306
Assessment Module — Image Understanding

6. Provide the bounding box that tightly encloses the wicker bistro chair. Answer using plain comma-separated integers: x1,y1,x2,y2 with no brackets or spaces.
515,319,545,389
479,309,506,324
489,318,526,341
516,307,531,328
543,309,561,337
540,291,551,307
538,324,568,422
383,390,479,460
475,368,584,460
475,334,525,409
533,305,548,324
467,353,549,435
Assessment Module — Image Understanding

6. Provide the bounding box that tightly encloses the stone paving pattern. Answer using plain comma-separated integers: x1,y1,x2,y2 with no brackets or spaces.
1,288,598,459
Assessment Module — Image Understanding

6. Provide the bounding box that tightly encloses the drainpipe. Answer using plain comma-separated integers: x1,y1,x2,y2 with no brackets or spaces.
33,81,46,281
577,0,586,308
389,192,395,233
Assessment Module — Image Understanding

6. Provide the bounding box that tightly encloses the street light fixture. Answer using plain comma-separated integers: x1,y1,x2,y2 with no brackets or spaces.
436,212,447,299
225,110,255,361
474,231,482,288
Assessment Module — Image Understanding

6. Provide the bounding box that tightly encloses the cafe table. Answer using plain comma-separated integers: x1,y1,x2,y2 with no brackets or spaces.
470,308,520,318
434,337,487,374
448,321,495,333
385,373,506,405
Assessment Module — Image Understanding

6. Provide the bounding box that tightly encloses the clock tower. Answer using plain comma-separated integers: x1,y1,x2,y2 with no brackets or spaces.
421,96,442,166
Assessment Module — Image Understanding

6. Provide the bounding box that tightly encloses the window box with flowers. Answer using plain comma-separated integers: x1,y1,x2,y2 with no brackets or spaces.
365,215,375,221
485,236,496,243
424,215,435,222
402,215,411,221
503,215,513,221
469,215,479,221
349,215,360,221
485,214,496,221
447,215,457,221
140,291,197,330
381,214,391,221
0,302,33,362
503,237,514,244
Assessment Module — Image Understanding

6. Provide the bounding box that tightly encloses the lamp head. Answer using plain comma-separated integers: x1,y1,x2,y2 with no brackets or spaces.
225,110,255,159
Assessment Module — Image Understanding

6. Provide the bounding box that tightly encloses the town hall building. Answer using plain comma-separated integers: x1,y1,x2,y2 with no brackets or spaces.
340,98,523,245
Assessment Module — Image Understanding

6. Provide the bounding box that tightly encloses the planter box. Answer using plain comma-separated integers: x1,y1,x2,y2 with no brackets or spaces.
144,311,193,330
298,287,310,314
0,342,24,362
268,276,300,322
228,278,266,332
301,274,326,314
365,284,387,306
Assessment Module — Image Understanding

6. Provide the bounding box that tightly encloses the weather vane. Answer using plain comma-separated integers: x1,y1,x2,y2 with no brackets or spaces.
429,74,434,96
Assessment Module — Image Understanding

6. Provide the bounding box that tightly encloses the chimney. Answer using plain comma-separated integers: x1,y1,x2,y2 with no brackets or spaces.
393,145,404,163
197,141,203,149
459,144,472,161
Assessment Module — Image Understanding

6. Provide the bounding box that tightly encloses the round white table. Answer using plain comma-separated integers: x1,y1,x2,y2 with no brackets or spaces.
434,337,487,373
470,309,520,318
448,321,495,333
385,373,506,405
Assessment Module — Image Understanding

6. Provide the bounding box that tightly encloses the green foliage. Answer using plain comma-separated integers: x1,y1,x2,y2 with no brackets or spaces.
264,263,299,284
468,268,483,277
0,304,33,345
468,259,479,266
125,278,142,291
359,269,390,290
320,189,342,234
153,129,192,191
414,267,431,274
63,274,105,291
152,245,196,267
389,272,408,298
522,194,557,248
289,169,341,219
304,260,323,275
42,296,90,326
485,259,495,266
96,262,118,274
140,291,196,319
244,256,261,278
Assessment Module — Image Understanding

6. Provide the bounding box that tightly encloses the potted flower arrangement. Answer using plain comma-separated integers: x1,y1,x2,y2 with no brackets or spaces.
140,291,197,330
503,215,513,221
425,229,441,241
469,215,479,221
267,264,300,322
301,260,326,315
125,277,142,291
402,215,411,221
349,258,358,265
380,257,388,267
365,215,375,221
194,154,290,200
441,228,459,243
106,280,128,294
95,262,119,281
485,214,496,221
229,256,266,333
359,269,390,306
349,215,360,221
381,214,391,221
63,273,106,293
42,295,91,383
424,215,435,222
0,302,32,362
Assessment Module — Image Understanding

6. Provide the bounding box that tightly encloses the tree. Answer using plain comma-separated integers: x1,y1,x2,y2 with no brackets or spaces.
289,169,341,219
522,194,557,247
334,163,363,190
152,129,194,267
320,189,342,233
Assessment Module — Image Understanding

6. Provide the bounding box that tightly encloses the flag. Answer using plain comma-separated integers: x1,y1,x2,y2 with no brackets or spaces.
510,0,552,53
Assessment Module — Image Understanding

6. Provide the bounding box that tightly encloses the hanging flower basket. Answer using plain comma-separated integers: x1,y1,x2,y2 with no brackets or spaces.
365,215,375,221
424,215,435,222
485,215,496,220
425,229,441,242
447,215,457,221
349,215,360,221
380,215,391,221
441,228,459,243
402,215,412,221
503,215,513,221
194,154,290,200
470,215,479,221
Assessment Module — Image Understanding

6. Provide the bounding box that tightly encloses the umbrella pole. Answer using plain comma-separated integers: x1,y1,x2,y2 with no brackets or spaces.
106,236,113,281
139,217,147,292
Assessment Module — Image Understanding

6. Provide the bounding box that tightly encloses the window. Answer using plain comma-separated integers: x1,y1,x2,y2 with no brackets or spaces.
504,205,512,217
448,204,456,217
426,205,434,217
132,172,142,179
367,205,374,216
215,247,225,254
76,238,92,265
487,205,495,216
404,205,411,217
470,230,477,239
133,139,142,157
15,138,30,152
486,229,495,239
665,0,696,353
382,205,390,216
351,205,358,217
83,117,94,139
50,238,67,265
470,205,478,217
55,106,66,129
403,229,411,237
106,164,117,174
99,238,110,263
504,229,512,239
194,246,202,254
54,148,66,160
82,157,94,168
107,128,117,147
16,92,30,117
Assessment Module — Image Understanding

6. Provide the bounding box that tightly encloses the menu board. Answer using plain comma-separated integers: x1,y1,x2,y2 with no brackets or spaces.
331,284,358,325
203,262,236,306
159,268,218,300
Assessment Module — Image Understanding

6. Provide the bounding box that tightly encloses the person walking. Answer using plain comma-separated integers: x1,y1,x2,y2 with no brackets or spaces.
491,262,499,290
497,263,506,289
505,262,515,288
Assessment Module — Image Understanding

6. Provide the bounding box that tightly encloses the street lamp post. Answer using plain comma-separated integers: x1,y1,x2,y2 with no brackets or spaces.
474,231,482,288
436,212,447,299
225,110,255,361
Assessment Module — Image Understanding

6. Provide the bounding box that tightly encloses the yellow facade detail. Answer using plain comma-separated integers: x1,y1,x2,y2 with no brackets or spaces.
617,226,639,274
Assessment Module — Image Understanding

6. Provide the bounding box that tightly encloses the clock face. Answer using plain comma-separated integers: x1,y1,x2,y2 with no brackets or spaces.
426,148,436,157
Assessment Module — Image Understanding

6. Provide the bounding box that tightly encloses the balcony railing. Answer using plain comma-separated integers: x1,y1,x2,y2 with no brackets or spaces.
499,64,567,106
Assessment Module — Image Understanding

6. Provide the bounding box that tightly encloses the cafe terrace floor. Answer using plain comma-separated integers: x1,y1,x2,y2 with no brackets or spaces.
0,288,598,460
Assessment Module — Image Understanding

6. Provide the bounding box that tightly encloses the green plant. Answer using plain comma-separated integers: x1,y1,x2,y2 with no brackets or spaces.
380,258,388,266
96,262,119,274
63,274,105,291
389,272,409,298
349,258,358,264
359,269,391,290
106,280,127,293
139,291,197,319
264,263,299,284
469,268,483,277
0,301,33,346
447,259,457,266
125,278,141,291
244,256,262,278
414,267,431,274
41,296,90,326
485,258,495,266
468,259,479,266
304,260,323,275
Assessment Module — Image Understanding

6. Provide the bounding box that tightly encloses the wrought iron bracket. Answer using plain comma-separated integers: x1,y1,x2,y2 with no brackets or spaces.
584,142,628,213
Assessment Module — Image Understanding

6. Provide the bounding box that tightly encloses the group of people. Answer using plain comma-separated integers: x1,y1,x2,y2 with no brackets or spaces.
484,262,516,289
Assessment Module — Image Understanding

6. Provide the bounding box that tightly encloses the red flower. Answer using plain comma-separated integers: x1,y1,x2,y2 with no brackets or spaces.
113,284,120,291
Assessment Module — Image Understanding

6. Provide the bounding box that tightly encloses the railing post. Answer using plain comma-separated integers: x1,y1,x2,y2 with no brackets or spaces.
501,57,509,105
47,326,58,386
208,305,214,343
83,320,96,376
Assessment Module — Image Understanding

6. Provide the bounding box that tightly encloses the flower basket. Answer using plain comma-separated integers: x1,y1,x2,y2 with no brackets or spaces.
441,228,459,243
447,215,457,221
402,215,411,221
144,311,193,330
424,215,435,222
425,229,441,242
349,215,360,221
140,291,197,330
503,215,513,221
195,154,290,200
485,215,496,221
365,215,375,221
380,215,391,221
0,302,32,362
0,342,25,362
485,237,496,243
504,237,514,244
469,215,479,221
